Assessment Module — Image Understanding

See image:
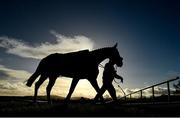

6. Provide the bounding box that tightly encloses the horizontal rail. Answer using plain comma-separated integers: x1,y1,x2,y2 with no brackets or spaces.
121,76,180,99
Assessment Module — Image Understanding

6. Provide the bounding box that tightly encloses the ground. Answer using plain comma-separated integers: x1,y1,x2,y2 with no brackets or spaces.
0,96,180,117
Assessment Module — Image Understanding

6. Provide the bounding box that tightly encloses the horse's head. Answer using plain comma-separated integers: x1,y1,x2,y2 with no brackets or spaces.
109,43,123,67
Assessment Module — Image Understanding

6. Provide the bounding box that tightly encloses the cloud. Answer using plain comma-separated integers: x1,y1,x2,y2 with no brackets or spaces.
0,31,94,59
0,65,34,96
0,65,31,81
0,81,17,90
0,80,34,96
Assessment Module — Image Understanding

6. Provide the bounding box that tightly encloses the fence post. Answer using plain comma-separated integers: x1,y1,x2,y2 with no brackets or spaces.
152,86,155,103
140,90,143,100
167,81,170,102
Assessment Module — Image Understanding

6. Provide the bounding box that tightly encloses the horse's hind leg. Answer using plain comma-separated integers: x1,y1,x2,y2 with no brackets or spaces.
46,76,57,104
34,75,47,103
89,79,105,102
65,78,79,102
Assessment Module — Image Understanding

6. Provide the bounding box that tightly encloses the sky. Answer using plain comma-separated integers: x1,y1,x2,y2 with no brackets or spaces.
0,0,179,98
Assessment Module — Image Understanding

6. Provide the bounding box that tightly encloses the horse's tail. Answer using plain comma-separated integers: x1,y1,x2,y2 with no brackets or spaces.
26,65,41,87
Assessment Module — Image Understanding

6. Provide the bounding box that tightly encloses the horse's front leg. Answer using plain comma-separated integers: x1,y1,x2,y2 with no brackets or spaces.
89,79,105,102
65,78,79,102
46,76,57,104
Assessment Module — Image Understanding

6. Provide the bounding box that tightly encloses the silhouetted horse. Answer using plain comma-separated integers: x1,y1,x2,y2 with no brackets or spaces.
26,43,123,103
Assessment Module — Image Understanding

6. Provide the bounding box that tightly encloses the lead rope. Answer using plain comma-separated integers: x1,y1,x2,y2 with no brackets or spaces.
114,79,126,96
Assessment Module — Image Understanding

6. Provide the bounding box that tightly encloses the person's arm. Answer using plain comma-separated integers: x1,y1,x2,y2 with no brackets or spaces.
114,73,123,83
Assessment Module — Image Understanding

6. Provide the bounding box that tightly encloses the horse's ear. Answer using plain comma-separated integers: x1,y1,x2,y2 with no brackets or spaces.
113,43,118,48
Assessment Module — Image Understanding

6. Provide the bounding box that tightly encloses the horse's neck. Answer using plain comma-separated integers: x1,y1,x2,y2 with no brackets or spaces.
91,48,111,64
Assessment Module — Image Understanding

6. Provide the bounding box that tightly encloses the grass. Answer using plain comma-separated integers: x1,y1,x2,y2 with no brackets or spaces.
0,96,180,116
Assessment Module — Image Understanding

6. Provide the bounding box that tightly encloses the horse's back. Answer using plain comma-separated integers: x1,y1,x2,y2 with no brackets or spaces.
44,49,90,63
43,49,89,60
38,50,95,77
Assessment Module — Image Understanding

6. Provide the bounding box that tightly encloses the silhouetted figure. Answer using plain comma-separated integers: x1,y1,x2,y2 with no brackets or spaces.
26,43,123,104
94,59,123,103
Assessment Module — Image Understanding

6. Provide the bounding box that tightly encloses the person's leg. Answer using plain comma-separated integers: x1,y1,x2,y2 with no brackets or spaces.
107,84,117,101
